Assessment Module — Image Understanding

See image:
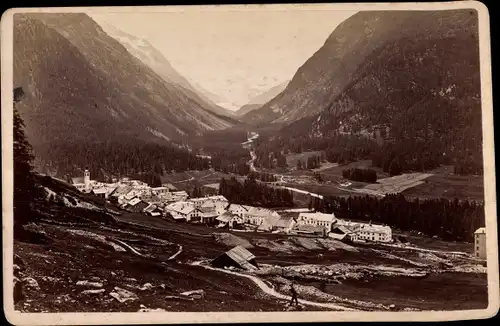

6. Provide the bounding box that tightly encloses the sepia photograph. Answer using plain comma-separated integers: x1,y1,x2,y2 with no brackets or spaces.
1,1,498,325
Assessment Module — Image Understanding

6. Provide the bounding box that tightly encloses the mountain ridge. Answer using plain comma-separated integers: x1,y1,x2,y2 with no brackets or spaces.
236,81,289,117
13,13,235,151
96,21,236,119
242,10,479,126
253,9,482,175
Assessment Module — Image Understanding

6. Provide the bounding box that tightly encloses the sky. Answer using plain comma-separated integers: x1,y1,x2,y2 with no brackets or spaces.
90,7,356,110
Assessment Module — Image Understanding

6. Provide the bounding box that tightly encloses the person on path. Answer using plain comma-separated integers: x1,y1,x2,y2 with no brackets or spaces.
289,282,299,306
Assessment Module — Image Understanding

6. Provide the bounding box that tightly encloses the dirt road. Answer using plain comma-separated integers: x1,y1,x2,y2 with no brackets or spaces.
194,263,355,311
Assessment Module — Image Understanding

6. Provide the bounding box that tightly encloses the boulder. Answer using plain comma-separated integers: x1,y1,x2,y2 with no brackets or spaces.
180,289,205,299
138,304,166,312
138,283,154,291
165,295,194,301
109,287,138,303
81,289,106,295
76,280,103,288
22,277,40,290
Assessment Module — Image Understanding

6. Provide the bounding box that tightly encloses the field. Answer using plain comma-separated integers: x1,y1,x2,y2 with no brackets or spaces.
160,170,234,192
314,160,390,180
284,183,353,199
352,173,434,197
402,166,484,201
266,162,484,202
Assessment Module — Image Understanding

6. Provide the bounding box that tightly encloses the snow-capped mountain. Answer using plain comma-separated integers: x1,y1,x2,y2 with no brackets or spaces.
97,20,235,118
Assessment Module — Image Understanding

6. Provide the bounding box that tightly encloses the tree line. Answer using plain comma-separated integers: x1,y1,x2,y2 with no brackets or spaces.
34,138,254,186
296,154,323,170
342,168,378,183
253,137,287,170
248,171,278,182
35,141,210,181
218,176,294,208
254,116,483,177
309,193,484,242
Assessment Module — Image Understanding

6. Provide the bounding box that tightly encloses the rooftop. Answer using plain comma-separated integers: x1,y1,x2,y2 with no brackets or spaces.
216,212,238,223
299,212,335,223
292,224,326,233
110,185,134,197
475,227,486,234
127,198,142,206
335,220,392,233
224,246,256,270
166,201,195,215
245,206,279,217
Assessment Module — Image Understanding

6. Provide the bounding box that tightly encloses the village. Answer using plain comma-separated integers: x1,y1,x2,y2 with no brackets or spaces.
68,168,488,262
69,168,401,245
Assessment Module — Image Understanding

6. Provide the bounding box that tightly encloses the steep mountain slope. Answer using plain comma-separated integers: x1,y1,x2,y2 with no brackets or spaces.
98,21,235,118
13,13,234,151
236,81,289,117
257,9,482,174
244,10,479,126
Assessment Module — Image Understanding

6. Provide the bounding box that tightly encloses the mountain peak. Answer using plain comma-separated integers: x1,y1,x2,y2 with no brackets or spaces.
242,9,478,126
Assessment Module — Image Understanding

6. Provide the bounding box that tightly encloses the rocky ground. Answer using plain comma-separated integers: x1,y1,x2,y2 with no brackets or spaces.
12,178,488,313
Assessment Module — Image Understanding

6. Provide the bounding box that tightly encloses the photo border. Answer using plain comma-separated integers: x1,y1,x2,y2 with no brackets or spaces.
2,1,498,324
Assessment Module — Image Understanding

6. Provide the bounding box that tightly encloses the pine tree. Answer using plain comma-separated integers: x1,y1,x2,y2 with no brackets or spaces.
13,87,37,235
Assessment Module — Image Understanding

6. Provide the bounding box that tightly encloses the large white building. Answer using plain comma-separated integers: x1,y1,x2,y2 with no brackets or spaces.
297,212,336,231
226,204,280,226
474,227,486,260
165,202,199,222
335,220,392,243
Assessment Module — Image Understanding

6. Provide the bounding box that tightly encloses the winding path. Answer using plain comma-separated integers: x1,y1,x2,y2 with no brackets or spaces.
168,245,183,261
112,238,146,257
192,263,355,311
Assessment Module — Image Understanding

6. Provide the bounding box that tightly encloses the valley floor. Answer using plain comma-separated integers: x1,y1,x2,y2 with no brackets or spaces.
13,207,488,313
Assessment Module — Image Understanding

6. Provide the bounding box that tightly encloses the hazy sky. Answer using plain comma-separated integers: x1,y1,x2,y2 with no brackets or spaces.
91,8,356,110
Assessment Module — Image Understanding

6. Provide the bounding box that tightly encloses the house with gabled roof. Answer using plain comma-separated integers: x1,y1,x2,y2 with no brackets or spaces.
297,212,336,232
257,215,296,234
216,212,244,229
109,185,134,205
226,204,280,227
165,201,202,222
211,246,259,271
122,197,150,213
144,203,162,217
330,224,358,242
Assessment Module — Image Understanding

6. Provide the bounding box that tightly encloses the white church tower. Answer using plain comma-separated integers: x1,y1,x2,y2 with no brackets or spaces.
84,167,90,192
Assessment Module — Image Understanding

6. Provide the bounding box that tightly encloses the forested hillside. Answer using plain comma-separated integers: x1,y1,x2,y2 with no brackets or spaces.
14,13,237,181
253,9,482,176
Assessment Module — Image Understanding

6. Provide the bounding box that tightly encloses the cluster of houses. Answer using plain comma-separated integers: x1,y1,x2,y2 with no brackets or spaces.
71,169,394,243
71,168,188,216
167,201,393,243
